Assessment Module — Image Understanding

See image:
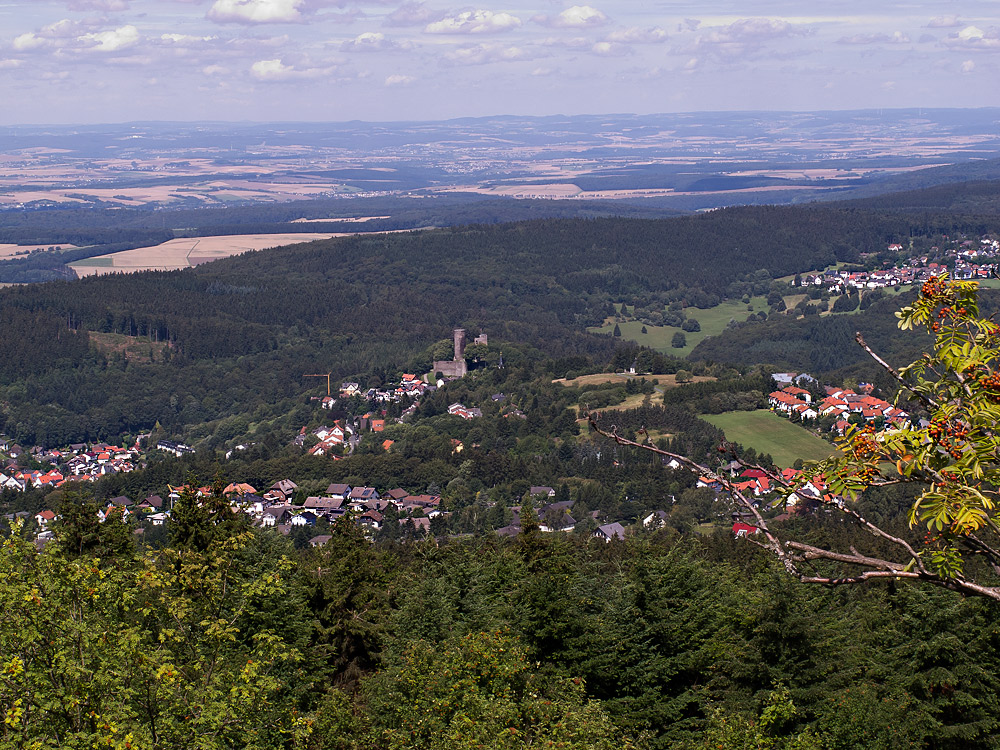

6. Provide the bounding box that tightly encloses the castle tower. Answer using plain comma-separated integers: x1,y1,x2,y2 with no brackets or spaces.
453,328,466,361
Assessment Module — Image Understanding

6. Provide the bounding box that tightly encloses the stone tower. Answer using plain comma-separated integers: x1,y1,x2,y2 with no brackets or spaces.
453,328,466,361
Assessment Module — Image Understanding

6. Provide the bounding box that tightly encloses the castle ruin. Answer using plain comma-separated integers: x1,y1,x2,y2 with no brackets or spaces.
433,328,469,379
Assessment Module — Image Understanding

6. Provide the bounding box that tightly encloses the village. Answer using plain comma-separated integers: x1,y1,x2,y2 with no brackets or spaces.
17,475,640,550
768,377,910,435
794,235,1000,292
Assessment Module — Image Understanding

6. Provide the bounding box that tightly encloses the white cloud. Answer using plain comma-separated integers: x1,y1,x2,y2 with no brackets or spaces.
701,18,805,44
837,31,910,45
0,59,23,69
962,59,975,72
691,17,810,61
45,19,92,38
384,73,414,85
68,0,130,9
12,33,47,51
78,25,140,52
161,33,218,45
443,42,535,65
342,31,406,52
203,64,230,75
250,57,332,79
383,1,441,27
228,34,290,49
944,25,1000,51
927,15,961,29
539,35,589,49
208,0,304,24
591,41,628,56
530,65,554,76
606,26,667,44
10,18,95,52
425,10,521,35
534,5,608,29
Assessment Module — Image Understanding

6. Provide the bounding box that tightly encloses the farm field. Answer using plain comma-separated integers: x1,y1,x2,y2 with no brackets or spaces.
588,296,767,356
69,233,337,276
0,242,79,258
701,409,838,468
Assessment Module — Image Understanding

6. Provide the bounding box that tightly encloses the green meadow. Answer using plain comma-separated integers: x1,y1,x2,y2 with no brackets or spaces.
701,409,838,468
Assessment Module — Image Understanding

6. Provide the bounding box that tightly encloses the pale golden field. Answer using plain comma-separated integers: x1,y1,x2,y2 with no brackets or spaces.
70,233,337,276
291,216,390,223
0,242,79,258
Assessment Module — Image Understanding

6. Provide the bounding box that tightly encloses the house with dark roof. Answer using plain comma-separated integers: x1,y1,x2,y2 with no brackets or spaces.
593,522,625,542
326,483,352,499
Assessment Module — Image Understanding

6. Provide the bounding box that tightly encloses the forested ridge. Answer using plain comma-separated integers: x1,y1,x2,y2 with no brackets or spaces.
2,194,1000,443
6,181,1000,747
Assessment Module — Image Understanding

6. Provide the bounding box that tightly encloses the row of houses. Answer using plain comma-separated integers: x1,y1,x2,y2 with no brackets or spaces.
796,238,999,294
768,383,909,431
0,440,147,491
324,374,435,409
698,462,840,519
495,497,626,542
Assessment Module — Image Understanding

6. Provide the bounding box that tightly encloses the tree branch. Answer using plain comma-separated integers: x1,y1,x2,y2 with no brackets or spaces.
587,412,1000,601
856,331,938,410
588,415,799,576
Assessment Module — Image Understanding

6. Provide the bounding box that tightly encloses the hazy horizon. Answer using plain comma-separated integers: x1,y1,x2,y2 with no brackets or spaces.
3,1,999,125
5,105,1000,130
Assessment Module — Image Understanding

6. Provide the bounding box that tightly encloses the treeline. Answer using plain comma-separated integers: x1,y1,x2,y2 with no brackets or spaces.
0,198,997,442
689,290,966,380
5,496,1000,749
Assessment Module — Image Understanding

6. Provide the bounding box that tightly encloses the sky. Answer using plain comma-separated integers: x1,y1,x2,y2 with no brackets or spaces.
0,0,998,124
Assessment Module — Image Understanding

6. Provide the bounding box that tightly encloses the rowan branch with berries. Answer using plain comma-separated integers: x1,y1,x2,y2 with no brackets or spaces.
592,273,1000,600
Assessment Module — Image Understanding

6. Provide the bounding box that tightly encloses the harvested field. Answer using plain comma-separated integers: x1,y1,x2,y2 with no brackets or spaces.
70,233,336,276
292,216,390,223
0,243,79,258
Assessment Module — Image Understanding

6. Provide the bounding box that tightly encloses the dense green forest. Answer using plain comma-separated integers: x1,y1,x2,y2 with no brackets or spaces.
6,487,1000,749
2,192,1000,443
0,195,676,282
6,176,1000,747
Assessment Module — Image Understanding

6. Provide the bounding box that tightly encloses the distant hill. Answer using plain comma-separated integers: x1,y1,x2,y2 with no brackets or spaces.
817,159,1000,205
829,178,1000,214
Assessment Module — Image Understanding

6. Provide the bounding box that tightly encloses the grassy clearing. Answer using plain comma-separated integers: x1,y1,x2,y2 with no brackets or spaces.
72,256,114,267
603,392,655,411
588,296,767,356
89,332,170,361
554,373,716,389
701,409,837,468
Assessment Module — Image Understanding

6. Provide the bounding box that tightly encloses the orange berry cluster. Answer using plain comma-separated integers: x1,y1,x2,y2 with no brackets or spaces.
850,430,882,460
921,275,950,299
928,419,968,460
978,370,1000,403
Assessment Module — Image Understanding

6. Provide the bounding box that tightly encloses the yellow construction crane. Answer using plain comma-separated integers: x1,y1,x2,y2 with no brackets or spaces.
305,372,332,396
